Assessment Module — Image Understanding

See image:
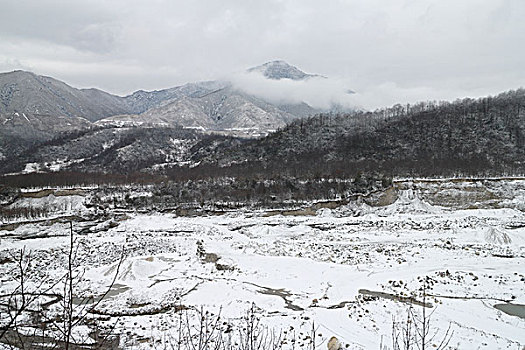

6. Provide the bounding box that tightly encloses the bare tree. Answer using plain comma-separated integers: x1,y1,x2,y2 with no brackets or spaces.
0,221,124,349
392,277,453,350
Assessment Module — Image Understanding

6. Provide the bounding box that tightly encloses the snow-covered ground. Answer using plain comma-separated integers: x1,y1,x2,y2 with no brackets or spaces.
1,180,524,349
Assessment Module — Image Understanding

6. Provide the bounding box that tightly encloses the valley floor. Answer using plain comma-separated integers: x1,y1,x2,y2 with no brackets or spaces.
1,180,524,349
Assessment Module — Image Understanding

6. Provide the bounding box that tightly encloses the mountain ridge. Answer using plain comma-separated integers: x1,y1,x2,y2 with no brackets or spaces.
0,70,131,121
0,61,329,125
98,86,300,134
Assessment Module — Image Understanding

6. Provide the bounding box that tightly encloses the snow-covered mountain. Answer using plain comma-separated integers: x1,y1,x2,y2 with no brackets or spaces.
247,60,323,80
0,62,328,126
0,71,231,122
123,80,227,114
0,70,132,122
0,61,355,173
98,86,299,134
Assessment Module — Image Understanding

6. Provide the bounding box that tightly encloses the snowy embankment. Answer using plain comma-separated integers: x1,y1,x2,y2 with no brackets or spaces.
0,179,524,349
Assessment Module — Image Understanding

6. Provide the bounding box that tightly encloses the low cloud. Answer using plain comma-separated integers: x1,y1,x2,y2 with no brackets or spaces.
347,82,508,111
229,71,356,110
228,71,488,112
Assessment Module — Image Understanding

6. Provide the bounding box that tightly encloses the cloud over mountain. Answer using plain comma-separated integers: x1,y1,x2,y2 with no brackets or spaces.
230,61,355,110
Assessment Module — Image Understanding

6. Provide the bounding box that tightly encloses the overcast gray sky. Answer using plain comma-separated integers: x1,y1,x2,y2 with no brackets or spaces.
1,0,524,109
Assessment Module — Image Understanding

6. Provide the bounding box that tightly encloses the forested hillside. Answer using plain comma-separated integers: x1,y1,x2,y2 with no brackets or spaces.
203,89,525,176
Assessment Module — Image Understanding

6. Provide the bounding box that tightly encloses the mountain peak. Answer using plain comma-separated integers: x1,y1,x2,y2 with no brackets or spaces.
247,60,321,81
1,70,37,79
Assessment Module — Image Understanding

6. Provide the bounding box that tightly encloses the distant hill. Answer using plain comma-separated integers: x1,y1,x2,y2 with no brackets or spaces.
0,112,92,162
99,86,299,134
0,71,131,122
122,80,227,114
0,70,229,122
0,123,245,175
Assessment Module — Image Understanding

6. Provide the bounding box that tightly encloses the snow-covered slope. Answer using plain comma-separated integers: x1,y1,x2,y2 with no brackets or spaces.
98,87,299,133
0,71,131,122
0,112,93,161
